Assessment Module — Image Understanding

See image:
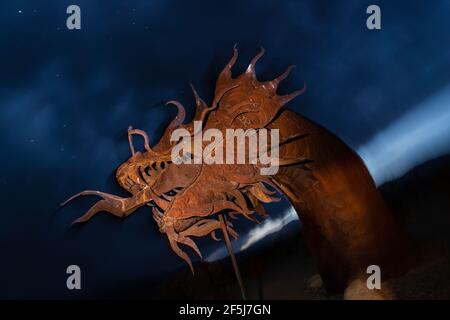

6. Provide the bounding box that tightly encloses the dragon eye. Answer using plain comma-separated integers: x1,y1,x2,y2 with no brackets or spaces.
165,189,177,197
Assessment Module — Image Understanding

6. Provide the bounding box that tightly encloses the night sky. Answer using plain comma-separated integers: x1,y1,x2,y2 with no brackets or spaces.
1,0,450,298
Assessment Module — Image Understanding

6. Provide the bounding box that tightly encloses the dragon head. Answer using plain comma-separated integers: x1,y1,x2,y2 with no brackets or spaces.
61,47,309,273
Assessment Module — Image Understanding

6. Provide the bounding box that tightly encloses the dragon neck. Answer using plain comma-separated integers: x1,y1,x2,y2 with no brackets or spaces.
271,109,416,292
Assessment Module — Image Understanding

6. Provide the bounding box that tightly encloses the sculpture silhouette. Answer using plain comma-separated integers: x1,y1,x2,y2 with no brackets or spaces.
61,47,413,293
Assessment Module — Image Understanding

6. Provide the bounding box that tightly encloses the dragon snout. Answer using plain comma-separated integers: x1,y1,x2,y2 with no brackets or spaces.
115,161,145,193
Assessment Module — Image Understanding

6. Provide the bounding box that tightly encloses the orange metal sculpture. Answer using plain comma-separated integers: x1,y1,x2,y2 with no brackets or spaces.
62,47,412,293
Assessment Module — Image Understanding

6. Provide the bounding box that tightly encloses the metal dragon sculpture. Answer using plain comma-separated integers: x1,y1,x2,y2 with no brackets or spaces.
61,47,412,293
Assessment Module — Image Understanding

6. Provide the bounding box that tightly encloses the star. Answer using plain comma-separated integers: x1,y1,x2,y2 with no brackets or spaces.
18,10,22,14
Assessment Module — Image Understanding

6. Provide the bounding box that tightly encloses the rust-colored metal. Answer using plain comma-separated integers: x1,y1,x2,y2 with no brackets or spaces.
218,213,247,300
61,47,412,292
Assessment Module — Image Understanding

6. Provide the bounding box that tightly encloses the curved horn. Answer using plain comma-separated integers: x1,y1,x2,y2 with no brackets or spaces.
128,126,153,155
153,100,186,152
268,65,296,90
165,100,186,126
246,47,265,76
220,44,238,79
278,81,307,106
189,82,208,120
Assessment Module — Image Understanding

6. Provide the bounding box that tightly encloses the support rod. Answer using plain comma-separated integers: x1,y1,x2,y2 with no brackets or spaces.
218,213,247,300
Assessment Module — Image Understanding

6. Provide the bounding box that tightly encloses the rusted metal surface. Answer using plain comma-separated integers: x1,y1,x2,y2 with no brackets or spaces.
61,47,308,273
61,48,412,292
